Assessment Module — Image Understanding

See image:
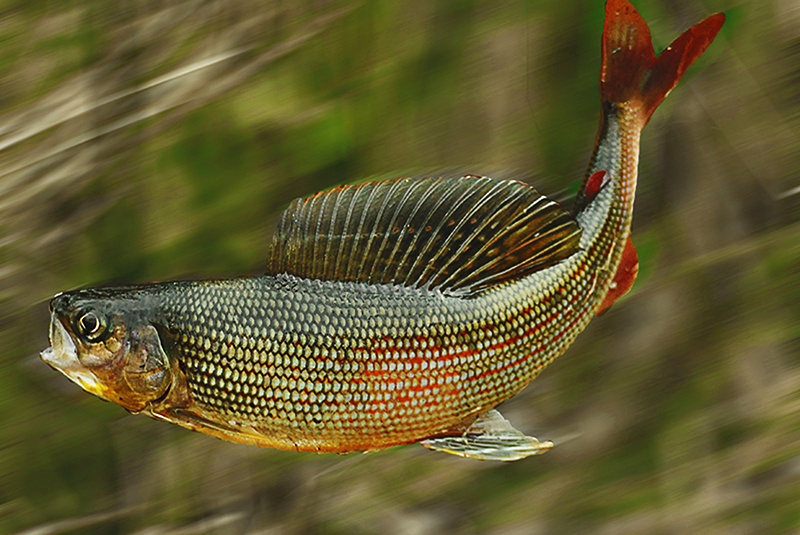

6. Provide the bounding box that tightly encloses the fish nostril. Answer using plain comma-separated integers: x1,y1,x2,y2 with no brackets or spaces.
49,292,69,315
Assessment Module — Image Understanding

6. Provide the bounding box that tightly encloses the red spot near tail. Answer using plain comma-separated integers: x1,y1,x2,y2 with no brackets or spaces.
597,236,639,315
584,170,608,203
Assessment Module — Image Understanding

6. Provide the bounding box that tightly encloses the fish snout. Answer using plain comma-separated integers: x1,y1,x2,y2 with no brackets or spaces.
41,312,110,401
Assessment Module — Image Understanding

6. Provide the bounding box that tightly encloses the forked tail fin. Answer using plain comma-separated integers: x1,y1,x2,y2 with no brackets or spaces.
601,0,725,125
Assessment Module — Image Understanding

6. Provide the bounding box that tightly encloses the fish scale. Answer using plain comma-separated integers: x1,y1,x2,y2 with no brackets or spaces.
146,235,592,453
41,0,725,461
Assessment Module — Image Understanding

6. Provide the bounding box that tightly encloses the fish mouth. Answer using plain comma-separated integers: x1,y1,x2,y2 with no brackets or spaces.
41,312,110,401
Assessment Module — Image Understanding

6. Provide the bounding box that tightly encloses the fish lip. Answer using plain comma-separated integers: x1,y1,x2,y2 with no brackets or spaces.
41,312,109,401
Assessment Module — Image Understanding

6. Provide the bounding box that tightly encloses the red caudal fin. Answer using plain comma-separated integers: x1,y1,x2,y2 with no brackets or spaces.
601,0,725,125
597,236,639,315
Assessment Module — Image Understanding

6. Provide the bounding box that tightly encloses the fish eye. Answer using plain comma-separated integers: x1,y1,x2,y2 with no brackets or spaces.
77,310,106,341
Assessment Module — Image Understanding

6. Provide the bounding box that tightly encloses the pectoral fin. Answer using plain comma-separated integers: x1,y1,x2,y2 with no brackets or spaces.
420,409,553,461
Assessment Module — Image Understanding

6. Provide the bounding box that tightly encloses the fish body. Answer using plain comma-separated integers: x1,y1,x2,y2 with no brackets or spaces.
42,0,724,461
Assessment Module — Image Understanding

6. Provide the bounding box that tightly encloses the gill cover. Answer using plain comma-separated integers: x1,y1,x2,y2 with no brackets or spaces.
121,324,172,407
42,295,173,413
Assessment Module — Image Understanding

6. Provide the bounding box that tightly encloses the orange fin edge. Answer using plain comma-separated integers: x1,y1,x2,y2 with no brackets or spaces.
597,236,639,315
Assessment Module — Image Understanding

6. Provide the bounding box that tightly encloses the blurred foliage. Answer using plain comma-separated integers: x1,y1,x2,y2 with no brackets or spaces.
1,0,799,534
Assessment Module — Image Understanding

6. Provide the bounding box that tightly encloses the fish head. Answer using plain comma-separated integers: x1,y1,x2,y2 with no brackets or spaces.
41,289,172,413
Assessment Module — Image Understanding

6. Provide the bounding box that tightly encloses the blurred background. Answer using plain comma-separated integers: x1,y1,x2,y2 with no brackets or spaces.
1,0,798,533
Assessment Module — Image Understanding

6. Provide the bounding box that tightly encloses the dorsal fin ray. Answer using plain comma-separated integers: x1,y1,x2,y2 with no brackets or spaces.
266,176,582,296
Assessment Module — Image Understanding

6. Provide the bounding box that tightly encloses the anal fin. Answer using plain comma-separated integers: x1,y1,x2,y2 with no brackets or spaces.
420,409,553,461
597,236,639,315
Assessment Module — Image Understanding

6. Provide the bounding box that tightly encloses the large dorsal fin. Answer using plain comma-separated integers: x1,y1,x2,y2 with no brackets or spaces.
266,176,581,296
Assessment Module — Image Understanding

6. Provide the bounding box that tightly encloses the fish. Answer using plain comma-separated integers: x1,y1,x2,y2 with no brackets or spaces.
41,0,724,461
